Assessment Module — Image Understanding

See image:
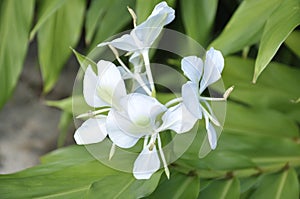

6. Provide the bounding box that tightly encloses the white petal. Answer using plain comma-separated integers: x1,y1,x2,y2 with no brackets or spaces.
149,1,175,25
106,110,140,148
96,60,127,108
200,48,224,93
207,122,217,150
133,146,160,179
122,93,166,128
181,56,203,83
129,52,143,74
83,66,108,107
74,118,107,145
161,103,197,133
97,34,139,52
182,82,202,119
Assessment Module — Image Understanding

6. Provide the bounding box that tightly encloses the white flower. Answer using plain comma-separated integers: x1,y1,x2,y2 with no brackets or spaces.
181,47,227,150
74,60,127,145
106,93,196,179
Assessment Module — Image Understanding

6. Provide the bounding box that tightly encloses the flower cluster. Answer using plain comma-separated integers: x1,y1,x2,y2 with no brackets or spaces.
74,1,232,180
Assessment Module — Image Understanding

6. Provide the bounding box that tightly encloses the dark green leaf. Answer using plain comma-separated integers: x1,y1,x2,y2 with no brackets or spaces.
253,0,300,82
86,172,162,199
181,0,218,47
250,168,299,199
285,30,300,58
38,0,85,93
199,177,240,199
0,0,34,109
209,0,283,55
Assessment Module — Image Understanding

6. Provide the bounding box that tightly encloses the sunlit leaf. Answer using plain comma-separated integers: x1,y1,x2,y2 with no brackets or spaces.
250,168,299,199
37,0,85,93
285,30,300,58
181,0,218,47
209,0,283,55
199,177,240,199
0,0,34,109
253,0,300,82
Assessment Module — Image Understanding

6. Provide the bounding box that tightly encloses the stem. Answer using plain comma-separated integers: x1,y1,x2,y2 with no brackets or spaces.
142,50,156,97
157,134,170,179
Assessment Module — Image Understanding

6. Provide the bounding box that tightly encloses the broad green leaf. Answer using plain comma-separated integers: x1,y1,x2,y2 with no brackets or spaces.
85,0,114,45
181,0,218,47
37,0,85,93
86,172,162,199
57,111,73,147
148,172,200,199
285,30,300,58
240,176,259,193
250,168,299,199
0,0,34,109
253,0,300,82
209,0,283,55
29,0,68,40
88,0,135,49
225,102,299,138
221,57,300,114
199,177,240,199
135,0,176,24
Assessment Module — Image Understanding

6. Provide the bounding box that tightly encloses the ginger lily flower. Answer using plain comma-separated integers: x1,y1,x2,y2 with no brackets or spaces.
106,93,196,179
74,60,127,145
181,47,233,150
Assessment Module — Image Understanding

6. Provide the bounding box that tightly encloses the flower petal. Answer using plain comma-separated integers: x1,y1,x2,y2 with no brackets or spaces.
182,81,202,119
133,146,160,179
97,34,138,52
74,118,107,145
200,48,224,93
106,109,140,148
83,66,108,107
121,93,166,128
161,103,197,133
204,114,217,150
96,60,127,108
181,56,203,83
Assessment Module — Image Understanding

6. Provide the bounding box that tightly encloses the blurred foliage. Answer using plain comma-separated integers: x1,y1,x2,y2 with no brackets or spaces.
0,0,300,198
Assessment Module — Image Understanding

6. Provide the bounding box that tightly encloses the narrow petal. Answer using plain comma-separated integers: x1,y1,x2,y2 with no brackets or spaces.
161,103,197,133
129,52,143,74
133,146,160,179
182,82,202,119
96,60,127,108
83,66,108,107
204,114,217,150
200,48,224,93
121,93,166,128
181,56,203,83
74,118,107,145
97,34,138,52
106,110,140,148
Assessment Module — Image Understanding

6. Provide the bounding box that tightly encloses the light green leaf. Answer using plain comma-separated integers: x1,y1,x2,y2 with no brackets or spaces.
253,0,300,82
86,172,162,199
285,30,300,58
181,0,218,47
250,168,299,199
72,48,97,71
0,0,34,109
148,172,200,199
37,0,85,93
199,177,240,199
209,0,283,55
29,0,68,40
135,0,176,24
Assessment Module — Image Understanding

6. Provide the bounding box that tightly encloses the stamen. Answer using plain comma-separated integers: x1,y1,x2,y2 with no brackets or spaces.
142,51,156,97
199,86,234,101
127,6,137,28
157,134,170,179
76,108,111,119
165,97,182,107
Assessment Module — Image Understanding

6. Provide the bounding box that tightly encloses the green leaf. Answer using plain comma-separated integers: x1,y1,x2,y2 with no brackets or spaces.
0,0,34,109
148,172,200,199
37,0,85,93
253,0,300,82
250,168,299,199
224,102,299,138
86,172,162,199
88,0,135,49
29,0,68,40
209,0,283,55
221,57,300,114
199,177,240,199
285,30,300,58
57,111,73,148
135,0,176,24
72,48,97,71
181,0,218,47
